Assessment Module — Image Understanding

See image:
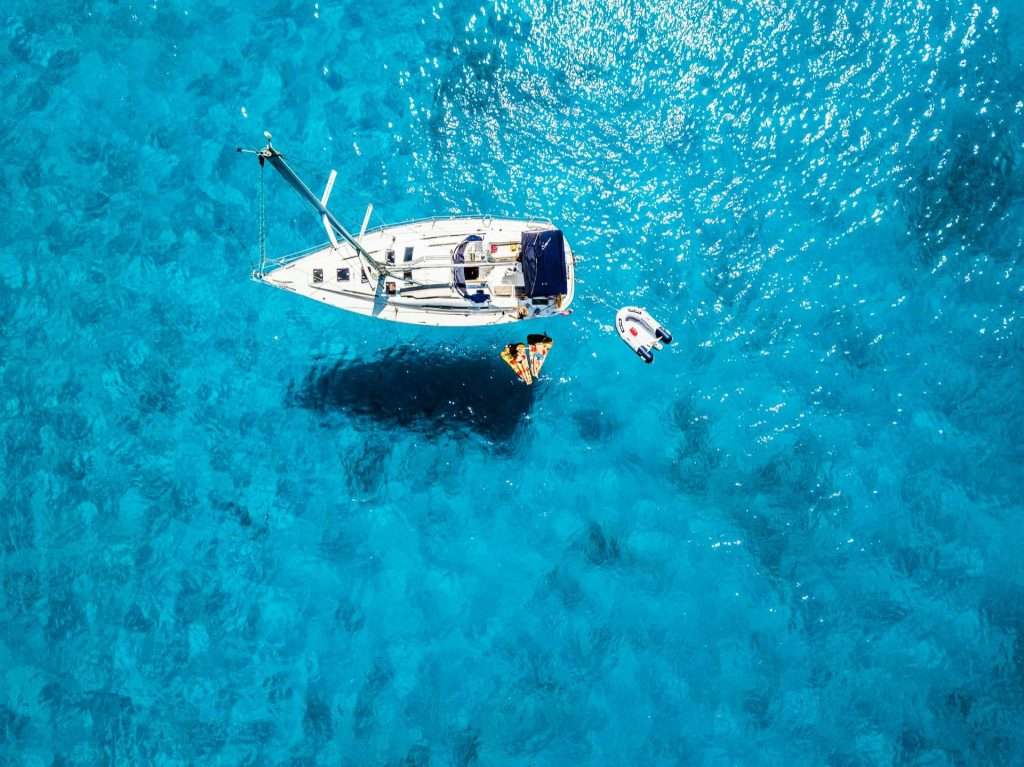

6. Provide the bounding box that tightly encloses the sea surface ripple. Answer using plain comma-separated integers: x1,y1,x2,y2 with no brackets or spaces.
2,0,1023,764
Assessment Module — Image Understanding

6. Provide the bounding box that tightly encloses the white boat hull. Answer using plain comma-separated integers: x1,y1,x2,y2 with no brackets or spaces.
257,216,575,327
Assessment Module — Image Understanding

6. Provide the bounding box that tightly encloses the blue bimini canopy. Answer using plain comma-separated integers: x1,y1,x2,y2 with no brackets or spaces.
521,230,567,298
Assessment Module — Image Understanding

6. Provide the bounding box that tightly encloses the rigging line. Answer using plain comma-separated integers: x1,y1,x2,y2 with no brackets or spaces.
277,151,326,180
257,160,267,276
278,151,371,212
269,147,384,240
371,207,393,232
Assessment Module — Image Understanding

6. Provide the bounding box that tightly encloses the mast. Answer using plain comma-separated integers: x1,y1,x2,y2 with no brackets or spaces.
240,133,388,279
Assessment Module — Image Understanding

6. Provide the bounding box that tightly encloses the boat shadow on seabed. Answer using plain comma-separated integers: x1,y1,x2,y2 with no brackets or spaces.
289,345,535,441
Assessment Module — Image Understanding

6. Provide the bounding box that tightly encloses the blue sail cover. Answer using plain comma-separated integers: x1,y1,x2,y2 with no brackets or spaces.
521,230,567,298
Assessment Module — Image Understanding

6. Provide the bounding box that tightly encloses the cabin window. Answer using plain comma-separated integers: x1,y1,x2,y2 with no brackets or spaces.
337,268,350,282
386,249,395,265
386,282,397,295
403,270,413,281
312,268,323,283
404,246,414,262
361,269,368,283
464,266,479,280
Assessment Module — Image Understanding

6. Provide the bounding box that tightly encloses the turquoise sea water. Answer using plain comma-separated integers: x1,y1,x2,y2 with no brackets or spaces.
3,0,1024,764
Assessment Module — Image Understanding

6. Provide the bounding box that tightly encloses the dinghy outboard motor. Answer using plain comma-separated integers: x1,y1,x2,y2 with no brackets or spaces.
616,306,672,364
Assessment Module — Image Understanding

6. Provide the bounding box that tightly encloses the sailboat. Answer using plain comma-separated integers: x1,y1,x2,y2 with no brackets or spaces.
239,133,576,327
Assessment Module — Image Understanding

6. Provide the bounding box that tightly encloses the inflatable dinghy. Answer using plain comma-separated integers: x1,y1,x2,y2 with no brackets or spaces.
616,307,672,363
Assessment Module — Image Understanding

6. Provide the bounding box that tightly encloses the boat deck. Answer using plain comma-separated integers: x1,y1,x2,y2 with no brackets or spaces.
258,216,575,327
